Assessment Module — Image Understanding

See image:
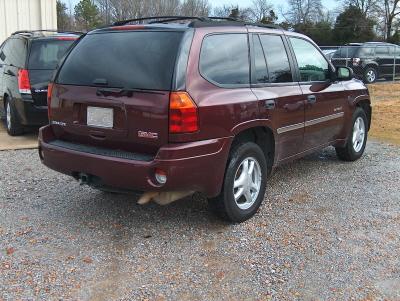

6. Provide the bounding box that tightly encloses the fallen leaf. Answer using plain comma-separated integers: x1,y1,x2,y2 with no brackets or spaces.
216,271,225,281
83,256,93,264
6,247,15,255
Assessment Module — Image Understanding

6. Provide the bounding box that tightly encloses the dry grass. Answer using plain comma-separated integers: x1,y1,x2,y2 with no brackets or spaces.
368,82,400,145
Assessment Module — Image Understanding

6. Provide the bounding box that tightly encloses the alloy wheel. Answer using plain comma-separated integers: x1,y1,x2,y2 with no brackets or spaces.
6,101,11,131
366,70,376,83
233,157,262,210
352,116,365,153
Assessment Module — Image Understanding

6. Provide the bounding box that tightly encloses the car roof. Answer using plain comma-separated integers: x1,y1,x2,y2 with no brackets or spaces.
11,30,83,40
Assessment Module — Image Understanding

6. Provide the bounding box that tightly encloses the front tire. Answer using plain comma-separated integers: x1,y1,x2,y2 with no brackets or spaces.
5,97,24,136
363,67,378,84
208,142,267,223
335,107,368,161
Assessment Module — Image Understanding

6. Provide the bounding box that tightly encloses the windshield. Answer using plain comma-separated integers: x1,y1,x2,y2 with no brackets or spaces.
56,31,184,91
28,39,75,70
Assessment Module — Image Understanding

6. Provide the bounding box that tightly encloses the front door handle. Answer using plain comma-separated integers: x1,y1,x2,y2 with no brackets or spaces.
307,95,316,104
264,99,276,110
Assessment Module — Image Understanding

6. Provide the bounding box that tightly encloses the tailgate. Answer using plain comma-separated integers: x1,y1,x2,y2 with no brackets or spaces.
29,69,53,106
50,84,169,155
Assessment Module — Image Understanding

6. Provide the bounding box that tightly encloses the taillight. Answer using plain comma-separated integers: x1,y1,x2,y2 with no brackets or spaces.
169,92,199,134
47,83,54,119
18,69,31,94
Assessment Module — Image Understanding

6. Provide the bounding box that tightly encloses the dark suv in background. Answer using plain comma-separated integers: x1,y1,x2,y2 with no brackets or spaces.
0,30,80,135
39,17,371,222
331,42,400,83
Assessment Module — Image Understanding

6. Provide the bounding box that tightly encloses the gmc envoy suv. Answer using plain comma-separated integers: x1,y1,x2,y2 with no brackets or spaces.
39,17,372,222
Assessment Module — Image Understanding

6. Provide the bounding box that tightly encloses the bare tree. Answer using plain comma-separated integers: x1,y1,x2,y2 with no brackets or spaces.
213,5,252,20
283,0,324,24
343,0,379,15
95,0,212,22
180,0,211,16
383,0,400,40
248,0,273,22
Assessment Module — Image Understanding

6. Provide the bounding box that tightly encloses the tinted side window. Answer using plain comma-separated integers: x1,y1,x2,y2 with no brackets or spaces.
200,34,249,85
253,35,268,84
375,46,390,56
2,38,26,68
290,37,329,82
259,35,293,83
0,41,6,63
359,47,374,56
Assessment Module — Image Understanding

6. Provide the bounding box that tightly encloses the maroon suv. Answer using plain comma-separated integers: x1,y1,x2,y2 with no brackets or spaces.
39,17,371,222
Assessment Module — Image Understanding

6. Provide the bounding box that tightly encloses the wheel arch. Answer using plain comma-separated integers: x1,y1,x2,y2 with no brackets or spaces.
230,123,276,175
356,99,372,131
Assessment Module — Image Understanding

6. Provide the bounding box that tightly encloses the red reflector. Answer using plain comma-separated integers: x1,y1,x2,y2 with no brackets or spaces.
18,69,31,94
169,92,199,134
56,37,77,41
111,25,146,30
47,83,54,119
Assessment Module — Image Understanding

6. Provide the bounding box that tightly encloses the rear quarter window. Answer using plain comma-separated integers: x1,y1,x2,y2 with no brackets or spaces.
2,38,27,68
200,33,250,86
57,31,183,91
28,40,75,70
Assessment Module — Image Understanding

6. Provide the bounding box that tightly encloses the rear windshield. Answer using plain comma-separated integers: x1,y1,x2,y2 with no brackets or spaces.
333,46,360,58
57,31,183,91
28,40,75,70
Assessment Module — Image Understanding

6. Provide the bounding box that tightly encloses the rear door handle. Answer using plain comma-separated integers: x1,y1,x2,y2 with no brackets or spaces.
307,95,316,104
264,99,276,110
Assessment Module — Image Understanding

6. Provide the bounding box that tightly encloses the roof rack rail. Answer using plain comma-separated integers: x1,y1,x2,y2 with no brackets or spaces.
112,16,284,30
208,17,239,21
113,16,208,26
12,29,84,36
247,22,283,30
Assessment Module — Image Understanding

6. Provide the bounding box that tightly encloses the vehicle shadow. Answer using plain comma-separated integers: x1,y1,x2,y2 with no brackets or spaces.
55,147,343,234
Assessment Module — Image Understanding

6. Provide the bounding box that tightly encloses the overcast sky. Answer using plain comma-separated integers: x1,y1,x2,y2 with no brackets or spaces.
66,0,340,15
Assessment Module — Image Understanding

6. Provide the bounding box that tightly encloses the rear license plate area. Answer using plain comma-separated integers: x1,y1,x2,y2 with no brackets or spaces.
87,106,114,128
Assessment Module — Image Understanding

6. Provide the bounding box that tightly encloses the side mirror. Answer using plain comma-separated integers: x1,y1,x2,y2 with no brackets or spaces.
336,66,353,81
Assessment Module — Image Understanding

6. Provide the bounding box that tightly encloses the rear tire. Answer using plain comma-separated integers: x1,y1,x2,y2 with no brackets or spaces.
5,97,24,136
335,107,368,161
208,142,267,223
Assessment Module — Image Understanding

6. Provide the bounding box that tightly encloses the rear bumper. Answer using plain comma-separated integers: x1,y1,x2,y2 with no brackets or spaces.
38,125,232,197
15,97,48,126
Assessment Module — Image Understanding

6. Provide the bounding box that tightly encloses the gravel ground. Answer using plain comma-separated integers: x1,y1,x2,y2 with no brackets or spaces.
0,140,399,300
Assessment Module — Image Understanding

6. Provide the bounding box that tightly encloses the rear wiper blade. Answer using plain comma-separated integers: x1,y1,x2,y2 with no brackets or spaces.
96,87,164,96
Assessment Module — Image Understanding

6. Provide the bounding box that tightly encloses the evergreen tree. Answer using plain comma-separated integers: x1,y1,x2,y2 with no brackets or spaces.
57,0,70,31
75,0,102,31
333,6,376,44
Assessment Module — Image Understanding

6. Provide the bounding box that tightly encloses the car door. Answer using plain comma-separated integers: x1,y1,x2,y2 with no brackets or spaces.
375,46,392,76
250,33,305,161
288,36,347,151
394,46,400,76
